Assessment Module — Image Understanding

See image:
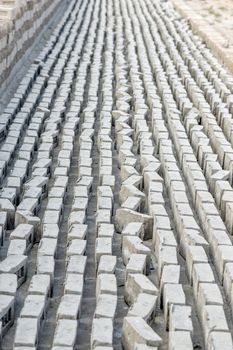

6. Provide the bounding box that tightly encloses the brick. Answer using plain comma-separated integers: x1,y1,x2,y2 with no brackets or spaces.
160,265,180,297
186,246,208,282
0,254,27,287
122,196,142,211
97,255,116,275
201,305,229,347
128,293,157,322
122,236,150,266
223,262,233,302
179,228,209,258
197,283,223,316
125,274,158,305
57,294,81,320
42,224,59,239
0,273,17,296
126,254,147,278
0,294,14,334
7,239,27,256
192,263,215,298
215,245,233,282
65,251,87,275
37,238,57,257
122,222,144,237
163,284,186,327
14,318,38,347
67,239,86,257
36,255,54,282
119,185,145,204
28,274,50,297
96,209,111,225
207,331,233,350
158,246,178,278
122,317,162,349
95,238,112,266
115,208,153,239
53,319,77,347
168,331,193,350
96,274,117,298
95,294,117,319
64,274,83,295
97,224,114,238
91,318,113,349
153,229,177,257
169,305,193,334
20,294,46,321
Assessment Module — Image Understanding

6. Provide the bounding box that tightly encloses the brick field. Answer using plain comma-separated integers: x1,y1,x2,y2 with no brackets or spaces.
0,0,233,349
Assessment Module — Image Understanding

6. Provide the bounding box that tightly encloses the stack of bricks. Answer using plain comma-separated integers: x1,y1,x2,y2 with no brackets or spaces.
0,0,61,86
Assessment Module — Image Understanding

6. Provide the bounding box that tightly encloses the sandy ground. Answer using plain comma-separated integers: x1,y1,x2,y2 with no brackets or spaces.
170,0,233,74
184,0,233,48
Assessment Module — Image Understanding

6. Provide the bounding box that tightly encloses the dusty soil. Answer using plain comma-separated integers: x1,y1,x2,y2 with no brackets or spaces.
171,0,233,74
184,0,233,48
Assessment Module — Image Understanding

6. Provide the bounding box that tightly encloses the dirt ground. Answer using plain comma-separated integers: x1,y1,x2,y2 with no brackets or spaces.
171,0,233,74
185,0,233,48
